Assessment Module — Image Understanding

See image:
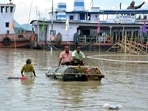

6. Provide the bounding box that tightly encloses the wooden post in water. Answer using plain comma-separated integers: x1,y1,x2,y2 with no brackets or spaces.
124,35,127,53
122,25,126,53
14,34,16,49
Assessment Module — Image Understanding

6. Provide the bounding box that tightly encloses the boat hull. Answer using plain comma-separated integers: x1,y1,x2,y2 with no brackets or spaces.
0,41,30,48
0,32,32,48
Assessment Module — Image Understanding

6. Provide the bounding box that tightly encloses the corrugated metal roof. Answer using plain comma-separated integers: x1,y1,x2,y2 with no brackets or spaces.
66,9,148,14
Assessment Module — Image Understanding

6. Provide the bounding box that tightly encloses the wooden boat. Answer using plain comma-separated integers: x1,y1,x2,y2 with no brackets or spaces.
0,32,33,48
0,1,33,48
46,65,104,81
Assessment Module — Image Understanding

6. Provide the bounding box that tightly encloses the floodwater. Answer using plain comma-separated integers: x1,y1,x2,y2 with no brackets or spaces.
0,48,148,111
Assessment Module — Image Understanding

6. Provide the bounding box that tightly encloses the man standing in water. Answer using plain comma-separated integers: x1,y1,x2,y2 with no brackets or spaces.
58,46,72,66
73,29,80,49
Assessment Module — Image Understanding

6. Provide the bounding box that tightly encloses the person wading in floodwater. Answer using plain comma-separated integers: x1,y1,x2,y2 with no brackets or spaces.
21,59,36,78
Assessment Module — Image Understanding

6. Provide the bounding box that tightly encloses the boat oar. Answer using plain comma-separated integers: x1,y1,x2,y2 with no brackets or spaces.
7,76,27,80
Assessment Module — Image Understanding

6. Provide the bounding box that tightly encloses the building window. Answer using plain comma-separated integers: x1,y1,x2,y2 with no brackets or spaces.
87,13,91,20
10,6,13,13
1,6,4,13
74,2,84,6
6,6,9,13
80,13,85,20
70,15,74,20
58,5,66,9
50,30,56,35
7,30,9,34
5,22,9,27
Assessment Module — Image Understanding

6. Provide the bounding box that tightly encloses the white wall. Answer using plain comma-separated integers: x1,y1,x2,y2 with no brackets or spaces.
90,14,99,22
48,23,79,41
0,4,15,34
0,14,14,34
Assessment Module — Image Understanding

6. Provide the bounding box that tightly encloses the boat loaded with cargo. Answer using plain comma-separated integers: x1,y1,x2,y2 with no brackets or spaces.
46,65,104,81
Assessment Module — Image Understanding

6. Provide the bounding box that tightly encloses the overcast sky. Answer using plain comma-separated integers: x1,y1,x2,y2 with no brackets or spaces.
1,0,148,24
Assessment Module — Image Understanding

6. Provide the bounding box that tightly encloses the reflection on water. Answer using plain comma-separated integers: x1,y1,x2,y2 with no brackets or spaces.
21,78,35,86
52,81,101,111
0,48,148,111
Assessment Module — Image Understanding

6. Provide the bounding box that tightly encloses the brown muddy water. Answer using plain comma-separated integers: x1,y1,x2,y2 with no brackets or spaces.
0,48,148,111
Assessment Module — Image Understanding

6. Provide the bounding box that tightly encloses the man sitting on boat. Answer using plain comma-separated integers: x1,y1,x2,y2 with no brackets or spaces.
58,46,72,66
71,46,86,66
